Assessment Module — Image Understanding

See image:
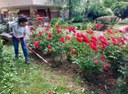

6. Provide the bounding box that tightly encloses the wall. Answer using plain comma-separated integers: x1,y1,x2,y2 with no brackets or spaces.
0,0,33,8
32,0,50,5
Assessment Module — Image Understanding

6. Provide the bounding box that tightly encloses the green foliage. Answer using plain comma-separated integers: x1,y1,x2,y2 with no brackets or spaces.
88,3,112,19
103,45,127,70
69,22,93,30
69,38,103,73
0,38,3,56
72,15,85,23
0,52,19,94
50,18,63,26
114,64,128,94
103,0,120,8
112,2,128,19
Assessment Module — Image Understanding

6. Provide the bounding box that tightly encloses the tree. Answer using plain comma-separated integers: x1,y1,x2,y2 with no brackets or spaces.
112,1,128,19
50,0,80,19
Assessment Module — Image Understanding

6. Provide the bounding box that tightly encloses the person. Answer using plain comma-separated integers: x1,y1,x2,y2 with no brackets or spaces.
12,17,30,64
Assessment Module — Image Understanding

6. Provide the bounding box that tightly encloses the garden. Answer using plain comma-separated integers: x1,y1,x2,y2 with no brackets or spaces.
0,0,128,94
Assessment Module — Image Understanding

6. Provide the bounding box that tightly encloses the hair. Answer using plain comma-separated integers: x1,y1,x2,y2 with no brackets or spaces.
18,17,28,24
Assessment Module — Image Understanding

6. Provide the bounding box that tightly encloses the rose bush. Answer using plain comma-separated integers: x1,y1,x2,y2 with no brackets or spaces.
28,17,128,74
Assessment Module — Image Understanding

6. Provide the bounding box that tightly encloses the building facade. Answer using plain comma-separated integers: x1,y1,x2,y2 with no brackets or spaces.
0,0,61,20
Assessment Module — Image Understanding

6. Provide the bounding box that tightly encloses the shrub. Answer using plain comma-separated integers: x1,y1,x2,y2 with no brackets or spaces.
95,16,118,30
50,18,63,26
112,2,128,19
69,22,93,30
72,15,85,23
103,45,127,72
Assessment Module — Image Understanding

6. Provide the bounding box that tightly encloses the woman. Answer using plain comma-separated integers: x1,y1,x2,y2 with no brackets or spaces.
12,17,30,64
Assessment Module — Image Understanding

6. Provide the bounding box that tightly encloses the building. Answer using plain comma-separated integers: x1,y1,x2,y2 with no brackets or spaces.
0,0,61,20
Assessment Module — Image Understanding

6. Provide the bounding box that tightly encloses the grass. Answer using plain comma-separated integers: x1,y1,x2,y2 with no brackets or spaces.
3,45,85,94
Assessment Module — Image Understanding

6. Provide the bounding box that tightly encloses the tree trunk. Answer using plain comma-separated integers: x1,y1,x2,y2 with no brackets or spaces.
68,0,72,20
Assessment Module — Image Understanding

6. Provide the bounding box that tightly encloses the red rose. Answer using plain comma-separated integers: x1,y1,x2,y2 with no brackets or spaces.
71,49,76,54
48,44,52,49
94,61,99,65
103,64,109,70
94,24,103,30
76,37,83,42
47,91,52,94
47,37,52,41
90,43,98,51
66,35,71,40
101,55,105,61
59,37,65,43
36,23,39,27
67,26,76,33
34,40,41,48
56,29,61,34
29,26,35,31
107,28,114,34
49,49,53,53
47,33,52,38
86,30,94,34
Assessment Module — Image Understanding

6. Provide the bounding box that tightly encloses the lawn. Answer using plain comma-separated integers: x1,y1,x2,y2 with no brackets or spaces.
2,46,85,94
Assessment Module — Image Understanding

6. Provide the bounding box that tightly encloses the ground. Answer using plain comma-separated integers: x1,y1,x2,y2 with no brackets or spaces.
3,45,85,94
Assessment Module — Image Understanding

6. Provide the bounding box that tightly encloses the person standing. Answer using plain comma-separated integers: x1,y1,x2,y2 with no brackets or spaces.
12,17,30,64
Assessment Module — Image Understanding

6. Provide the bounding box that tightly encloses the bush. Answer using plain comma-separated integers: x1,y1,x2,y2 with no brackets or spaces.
50,18,64,26
69,22,93,30
72,15,85,23
88,3,112,19
112,2,128,19
95,16,118,29
103,45,127,72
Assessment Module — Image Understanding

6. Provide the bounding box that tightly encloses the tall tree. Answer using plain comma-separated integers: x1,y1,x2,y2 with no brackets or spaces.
50,0,80,19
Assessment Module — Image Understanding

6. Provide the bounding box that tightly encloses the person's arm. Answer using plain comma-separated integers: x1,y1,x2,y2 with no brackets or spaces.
24,26,30,39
